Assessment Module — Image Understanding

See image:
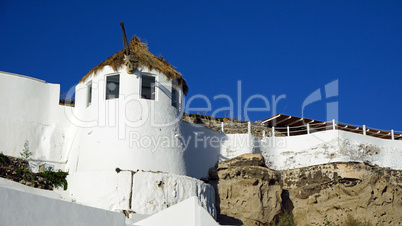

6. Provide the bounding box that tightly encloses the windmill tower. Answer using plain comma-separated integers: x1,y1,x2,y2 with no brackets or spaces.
67,23,188,176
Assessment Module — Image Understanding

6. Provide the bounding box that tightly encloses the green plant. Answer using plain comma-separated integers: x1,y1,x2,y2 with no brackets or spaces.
0,152,9,166
20,140,32,160
22,171,34,184
194,115,202,123
39,170,69,190
19,140,34,184
277,211,296,226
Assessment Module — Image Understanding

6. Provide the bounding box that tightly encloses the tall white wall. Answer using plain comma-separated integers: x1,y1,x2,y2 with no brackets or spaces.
0,71,73,169
180,122,225,179
261,130,402,170
180,122,260,179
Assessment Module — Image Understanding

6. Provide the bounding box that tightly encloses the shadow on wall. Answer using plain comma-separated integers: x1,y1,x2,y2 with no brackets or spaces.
252,135,262,154
181,122,227,179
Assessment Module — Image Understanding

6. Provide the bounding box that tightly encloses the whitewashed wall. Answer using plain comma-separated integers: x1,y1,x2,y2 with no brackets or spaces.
0,69,258,180
220,134,260,161
131,171,216,219
180,122,225,179
261,130,402,170
67,170,132,211
67,169,217,219
8,69,402,219
64,66,190,213
0,69,192,215
0,71,73,170
180,123,259,179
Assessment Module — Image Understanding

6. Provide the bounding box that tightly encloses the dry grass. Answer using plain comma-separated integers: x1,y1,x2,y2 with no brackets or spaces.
81,36,188,95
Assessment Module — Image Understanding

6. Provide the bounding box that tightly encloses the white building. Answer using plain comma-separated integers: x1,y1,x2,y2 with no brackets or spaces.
0,36,223,218
1,34,401,224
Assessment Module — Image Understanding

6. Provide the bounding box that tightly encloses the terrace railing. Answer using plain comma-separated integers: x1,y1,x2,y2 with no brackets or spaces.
266,119,402,141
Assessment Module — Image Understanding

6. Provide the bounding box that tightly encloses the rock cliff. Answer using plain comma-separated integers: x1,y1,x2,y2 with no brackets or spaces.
207,153,402,225
208,154,284,225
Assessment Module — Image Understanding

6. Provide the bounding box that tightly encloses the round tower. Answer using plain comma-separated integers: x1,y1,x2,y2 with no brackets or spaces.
66,36,189,175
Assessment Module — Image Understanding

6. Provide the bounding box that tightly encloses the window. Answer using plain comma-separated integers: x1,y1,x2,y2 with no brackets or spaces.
141,75,155,100
171,80,180,108
106,75,120,100
87,82,92,107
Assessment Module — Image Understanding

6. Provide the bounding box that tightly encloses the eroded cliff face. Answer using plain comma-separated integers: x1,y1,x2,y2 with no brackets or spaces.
207,153,402,225
208,154,284,225
291,174,402,225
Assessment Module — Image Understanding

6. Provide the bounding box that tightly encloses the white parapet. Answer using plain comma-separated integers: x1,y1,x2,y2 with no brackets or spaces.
220,134,260,161
261,130,402,170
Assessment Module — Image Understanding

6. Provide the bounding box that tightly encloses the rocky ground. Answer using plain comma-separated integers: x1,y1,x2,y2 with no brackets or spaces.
207,153,402,225
0,153,56,190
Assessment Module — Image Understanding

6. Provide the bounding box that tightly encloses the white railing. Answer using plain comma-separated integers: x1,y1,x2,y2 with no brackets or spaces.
210,118,400,141
267,119,401,141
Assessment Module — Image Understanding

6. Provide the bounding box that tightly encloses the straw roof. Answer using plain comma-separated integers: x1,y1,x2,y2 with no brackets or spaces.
80,36,188,95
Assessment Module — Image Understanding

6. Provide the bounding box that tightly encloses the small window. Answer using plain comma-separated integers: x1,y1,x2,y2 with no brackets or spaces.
106,75,120,100
171,80,180,108
141,75,155,100
87,82,92,107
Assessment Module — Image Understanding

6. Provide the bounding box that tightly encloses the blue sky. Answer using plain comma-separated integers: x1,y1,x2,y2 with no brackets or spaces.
1,0,401,131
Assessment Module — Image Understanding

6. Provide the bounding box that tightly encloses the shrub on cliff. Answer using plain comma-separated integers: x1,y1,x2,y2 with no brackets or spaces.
277,212,296,226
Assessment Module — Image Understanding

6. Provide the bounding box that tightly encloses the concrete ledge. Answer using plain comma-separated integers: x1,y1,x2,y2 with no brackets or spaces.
0,186,125,226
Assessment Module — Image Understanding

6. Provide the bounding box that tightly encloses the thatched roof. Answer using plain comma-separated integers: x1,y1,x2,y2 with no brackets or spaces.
80,36,188,95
